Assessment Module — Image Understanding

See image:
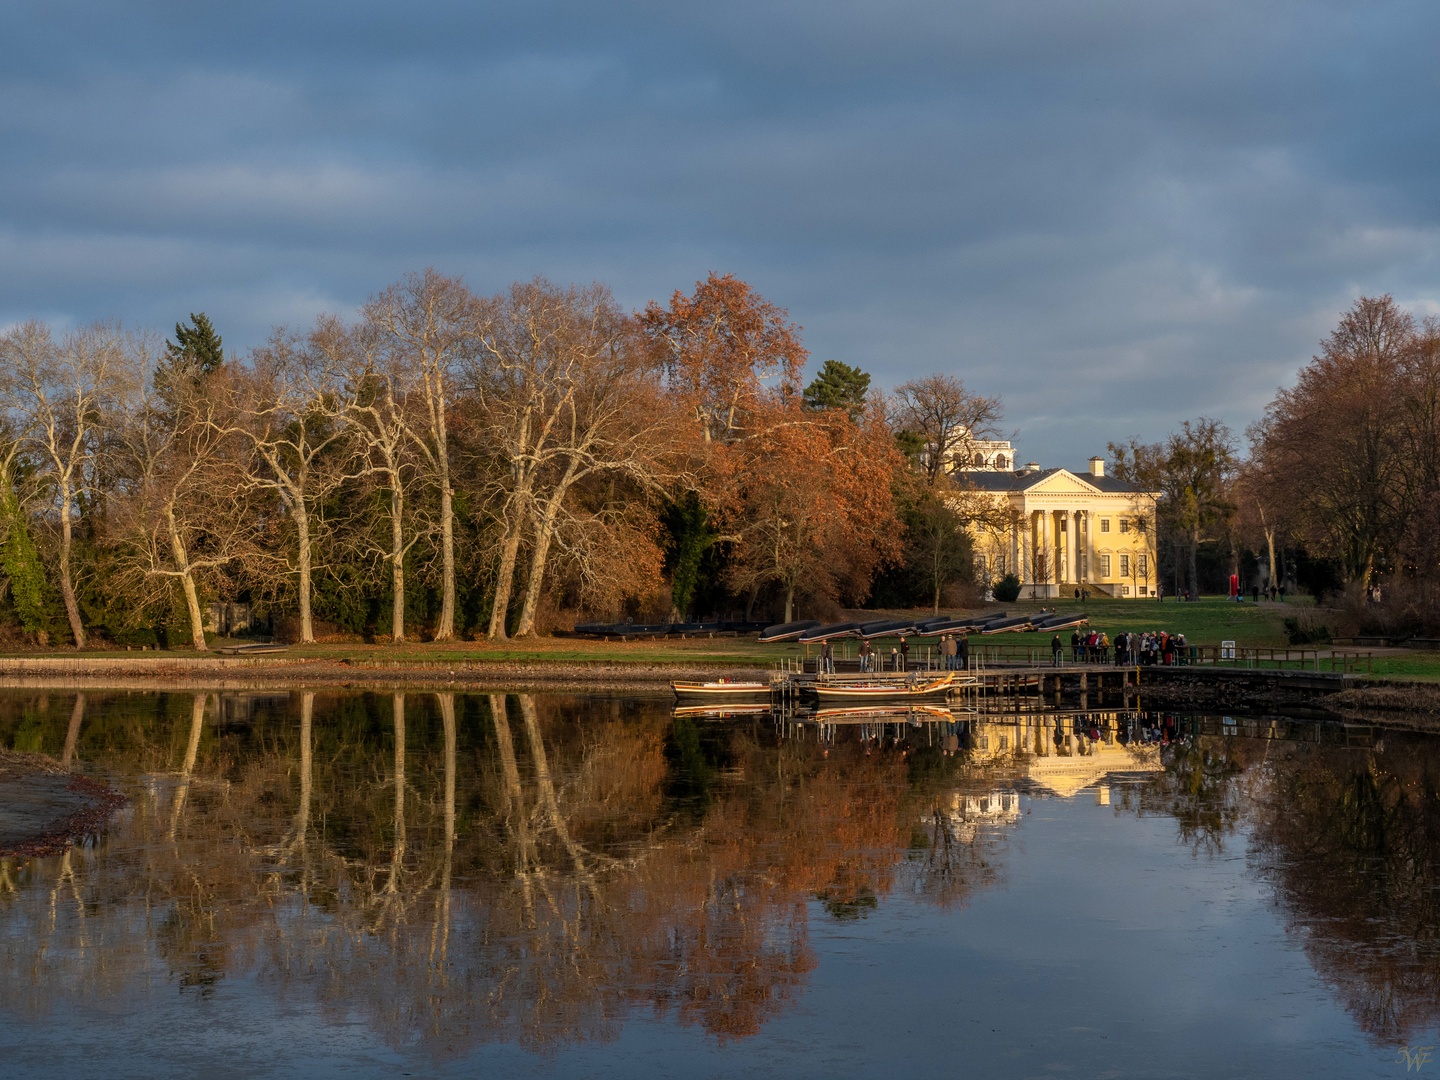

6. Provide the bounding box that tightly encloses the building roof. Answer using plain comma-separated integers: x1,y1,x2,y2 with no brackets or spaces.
952,468,1152,495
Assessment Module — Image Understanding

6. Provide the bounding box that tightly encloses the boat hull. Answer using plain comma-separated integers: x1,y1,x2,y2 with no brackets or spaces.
671,681,772,700
807,674,958,703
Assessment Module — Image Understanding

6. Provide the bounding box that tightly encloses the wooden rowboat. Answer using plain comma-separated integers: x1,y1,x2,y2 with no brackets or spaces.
671,680,771,700
810,673,957,702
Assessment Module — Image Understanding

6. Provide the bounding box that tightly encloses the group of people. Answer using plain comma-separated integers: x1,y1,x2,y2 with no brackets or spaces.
937,633,970,670
1050,628,1190,666
821,632,973,673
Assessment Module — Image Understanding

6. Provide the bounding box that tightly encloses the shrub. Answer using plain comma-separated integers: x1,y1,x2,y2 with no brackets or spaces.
992,574,1022,603
111,627,159,648
1284,616,1332,646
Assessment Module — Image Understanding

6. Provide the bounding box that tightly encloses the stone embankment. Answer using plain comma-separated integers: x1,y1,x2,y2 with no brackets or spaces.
1124,665,1440,732
0,655,769,692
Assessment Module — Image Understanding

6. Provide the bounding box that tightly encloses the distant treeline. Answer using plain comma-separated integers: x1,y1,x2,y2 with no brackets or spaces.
0,271,999,648
1113,295,1440,638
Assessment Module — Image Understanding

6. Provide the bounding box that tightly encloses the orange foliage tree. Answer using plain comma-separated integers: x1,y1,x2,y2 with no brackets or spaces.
713,403,902,622
643,273,900,620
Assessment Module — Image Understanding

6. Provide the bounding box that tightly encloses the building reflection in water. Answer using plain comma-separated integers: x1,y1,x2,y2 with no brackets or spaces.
0,689,1433,1059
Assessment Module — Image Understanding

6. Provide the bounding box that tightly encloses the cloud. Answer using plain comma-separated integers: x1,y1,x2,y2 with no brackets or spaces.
1,0,1438,463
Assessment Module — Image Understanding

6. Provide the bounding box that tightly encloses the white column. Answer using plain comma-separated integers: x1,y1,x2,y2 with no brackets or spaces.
1065,509,1077,588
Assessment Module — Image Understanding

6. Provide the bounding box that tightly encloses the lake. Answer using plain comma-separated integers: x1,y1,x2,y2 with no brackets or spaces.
1,689,1436,1078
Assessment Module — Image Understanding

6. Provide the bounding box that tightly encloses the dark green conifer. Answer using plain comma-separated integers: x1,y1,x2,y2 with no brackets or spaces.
802,359,871,417
154,312,224,402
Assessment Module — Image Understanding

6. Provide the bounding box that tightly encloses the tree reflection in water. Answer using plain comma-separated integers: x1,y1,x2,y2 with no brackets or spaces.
9,692,1434,1058
1116,722,1440,1048
0,691,1010,1055
1246,734,1440,1045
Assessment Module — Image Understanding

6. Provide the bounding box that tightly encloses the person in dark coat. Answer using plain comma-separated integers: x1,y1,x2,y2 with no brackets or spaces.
1051,634,1063,667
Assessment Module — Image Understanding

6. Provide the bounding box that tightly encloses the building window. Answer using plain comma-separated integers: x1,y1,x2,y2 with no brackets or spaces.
1120,554,1131,577
1100,519,1111,533
1121,584,1130,597
1120,518,1130,534
1100,554,1112,576
1138,554,1148,576
995,555,1005,575
974,555,987,573
999,735,1009,750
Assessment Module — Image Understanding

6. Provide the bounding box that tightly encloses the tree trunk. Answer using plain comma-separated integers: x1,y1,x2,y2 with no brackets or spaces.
488,504,526,640
57,481,85,648
169,693,206,838
386,692,406,893
295,502,314,644
390,478,405,643
1264,527,1277,591
437,693,456,844
1188,528,1200,598
515,466,578,637
514,509,558,637
784,584,795,623
295,691,313,842
166,503,208,651
518,693,587,876
61,692,85,768
435,480,455,641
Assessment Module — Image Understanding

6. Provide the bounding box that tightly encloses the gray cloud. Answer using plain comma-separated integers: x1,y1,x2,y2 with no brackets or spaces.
2,0,1438,464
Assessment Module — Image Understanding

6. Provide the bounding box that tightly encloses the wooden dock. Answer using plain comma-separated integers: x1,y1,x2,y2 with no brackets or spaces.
771,656,1360,704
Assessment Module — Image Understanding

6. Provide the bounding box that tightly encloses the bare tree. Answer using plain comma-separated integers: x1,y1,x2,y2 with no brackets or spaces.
0,321,139,647
1111,418,1235,598
892,375,1004,486
317,323,422,643
364,271,477,641
209,328,350,644
467,280,678,639
110,359,271,650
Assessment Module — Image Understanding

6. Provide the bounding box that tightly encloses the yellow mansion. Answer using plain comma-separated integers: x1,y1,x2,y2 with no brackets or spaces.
953,443,1161,599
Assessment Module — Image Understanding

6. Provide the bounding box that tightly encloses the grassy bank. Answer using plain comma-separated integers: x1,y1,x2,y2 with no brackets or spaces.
4,594,1436,680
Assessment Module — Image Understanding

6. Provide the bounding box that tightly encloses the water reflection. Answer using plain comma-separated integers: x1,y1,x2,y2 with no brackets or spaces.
0,689,1435,1069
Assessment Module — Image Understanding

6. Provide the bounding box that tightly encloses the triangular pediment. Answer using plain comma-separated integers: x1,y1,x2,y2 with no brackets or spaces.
1023,469,1102,495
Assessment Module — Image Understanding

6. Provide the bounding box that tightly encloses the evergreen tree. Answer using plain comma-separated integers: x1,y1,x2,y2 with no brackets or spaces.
802,360,870,417
155,312,224,401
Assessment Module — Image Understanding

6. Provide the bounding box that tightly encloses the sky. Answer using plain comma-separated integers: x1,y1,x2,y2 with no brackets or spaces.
3,1,1439,466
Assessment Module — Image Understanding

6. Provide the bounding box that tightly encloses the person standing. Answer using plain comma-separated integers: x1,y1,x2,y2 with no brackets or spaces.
860,639,873,671
821,639,834,675
1051,633,1063,667
899,636,909,672
1072,629,1083,663
958,633,970,671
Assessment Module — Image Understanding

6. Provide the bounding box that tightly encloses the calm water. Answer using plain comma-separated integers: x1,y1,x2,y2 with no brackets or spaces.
1,689,1437,1078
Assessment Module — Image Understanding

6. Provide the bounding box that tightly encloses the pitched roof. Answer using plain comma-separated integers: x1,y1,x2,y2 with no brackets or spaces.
952,468,1150,495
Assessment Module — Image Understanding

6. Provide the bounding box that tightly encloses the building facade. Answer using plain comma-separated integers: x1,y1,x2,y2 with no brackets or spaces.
953,448,1160,598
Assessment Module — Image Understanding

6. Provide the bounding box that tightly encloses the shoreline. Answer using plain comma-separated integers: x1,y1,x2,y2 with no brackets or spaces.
0,656,771,693
0,750,127,860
